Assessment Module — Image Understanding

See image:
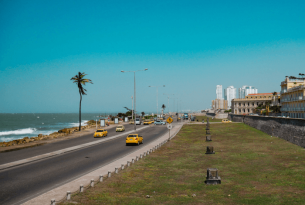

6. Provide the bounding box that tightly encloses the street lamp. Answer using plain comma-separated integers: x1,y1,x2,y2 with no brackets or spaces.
149,85,165,119
121,68,148,130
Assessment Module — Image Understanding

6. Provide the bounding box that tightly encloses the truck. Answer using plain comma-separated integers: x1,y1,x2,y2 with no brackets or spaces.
184,113,189,120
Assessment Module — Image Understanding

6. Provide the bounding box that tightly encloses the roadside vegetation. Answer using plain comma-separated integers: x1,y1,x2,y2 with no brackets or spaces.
63,123,305,205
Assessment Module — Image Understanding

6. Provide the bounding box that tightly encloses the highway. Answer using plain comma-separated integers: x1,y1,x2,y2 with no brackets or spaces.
0,122,175,205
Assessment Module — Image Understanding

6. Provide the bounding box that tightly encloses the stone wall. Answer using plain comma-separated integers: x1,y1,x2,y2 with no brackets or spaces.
228,114,305,148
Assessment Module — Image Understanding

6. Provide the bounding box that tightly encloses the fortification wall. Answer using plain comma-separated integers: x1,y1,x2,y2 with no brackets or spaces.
228,114,305,148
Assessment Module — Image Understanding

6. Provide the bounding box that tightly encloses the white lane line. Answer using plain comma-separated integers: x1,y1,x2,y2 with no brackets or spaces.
0,126,150,170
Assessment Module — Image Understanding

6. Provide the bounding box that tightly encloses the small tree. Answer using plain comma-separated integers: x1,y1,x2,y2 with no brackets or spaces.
141,112,145,117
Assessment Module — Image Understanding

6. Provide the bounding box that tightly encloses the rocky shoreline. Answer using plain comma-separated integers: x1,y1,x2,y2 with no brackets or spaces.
0,120,96,147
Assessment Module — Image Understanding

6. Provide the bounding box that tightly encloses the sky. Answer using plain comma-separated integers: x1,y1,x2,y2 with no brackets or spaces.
1,0,305,113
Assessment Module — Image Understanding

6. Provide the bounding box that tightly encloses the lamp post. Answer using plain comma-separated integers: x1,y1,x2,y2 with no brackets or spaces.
149,85,165,119
131,96,133,121
121,68,148,130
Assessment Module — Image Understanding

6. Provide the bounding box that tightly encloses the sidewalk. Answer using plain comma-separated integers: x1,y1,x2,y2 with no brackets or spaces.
22,122,184,205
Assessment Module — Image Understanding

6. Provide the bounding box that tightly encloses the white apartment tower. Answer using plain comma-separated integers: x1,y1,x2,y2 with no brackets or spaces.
216,85,223,99
224,86,236,108
239,85,258,99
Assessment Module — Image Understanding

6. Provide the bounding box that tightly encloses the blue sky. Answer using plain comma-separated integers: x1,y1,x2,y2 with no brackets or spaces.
1,0,305,113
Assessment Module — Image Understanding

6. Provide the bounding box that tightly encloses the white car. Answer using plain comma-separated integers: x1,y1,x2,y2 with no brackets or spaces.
135,118,141,125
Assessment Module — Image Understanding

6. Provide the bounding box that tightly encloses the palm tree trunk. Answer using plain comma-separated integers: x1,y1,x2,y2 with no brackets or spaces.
79,93,82,131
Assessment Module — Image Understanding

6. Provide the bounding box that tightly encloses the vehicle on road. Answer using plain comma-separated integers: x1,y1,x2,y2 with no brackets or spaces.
154,120,166,125
126,134,143,145
135,118,141,125
150,119,155,124
116,125,125,132
129,120,134,124
143,120,152,125
222,119,232,123
94,129,108,137
177,117,181,121
184,113,189,120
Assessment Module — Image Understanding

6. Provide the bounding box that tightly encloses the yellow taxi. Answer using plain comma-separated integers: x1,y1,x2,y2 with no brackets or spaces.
150,119,155,123
126,134,143,145
94,129,108,138
178,117,181,121
222,119,232,123
143,120,151,125
116,125,125,132
129,120,134,124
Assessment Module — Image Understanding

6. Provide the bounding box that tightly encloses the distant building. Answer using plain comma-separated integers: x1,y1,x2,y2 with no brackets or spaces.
231,93,274,115
216,85,223,99
239,85,258,99
281,76,305,118
212,99,228,110
224,86,236,108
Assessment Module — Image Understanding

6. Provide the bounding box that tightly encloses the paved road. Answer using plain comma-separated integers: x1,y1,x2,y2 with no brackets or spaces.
0,123,173,205
0,123,145,165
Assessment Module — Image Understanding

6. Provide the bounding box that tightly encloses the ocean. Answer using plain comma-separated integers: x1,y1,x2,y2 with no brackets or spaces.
0,113,117,142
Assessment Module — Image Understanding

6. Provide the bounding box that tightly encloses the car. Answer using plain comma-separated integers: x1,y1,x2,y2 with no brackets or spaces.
150,119,155,123
116,125,125,132
143,120,151,125
177,117,181,121
129,120,134,124
135,118,141,125
126,134,143,145
222,119,232,123
94,129,108,137
154,120,166,125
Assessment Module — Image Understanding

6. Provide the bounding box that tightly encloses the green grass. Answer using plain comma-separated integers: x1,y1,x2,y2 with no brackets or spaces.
63,123,305,205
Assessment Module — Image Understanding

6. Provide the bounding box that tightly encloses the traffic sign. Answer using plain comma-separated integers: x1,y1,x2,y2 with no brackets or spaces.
167,124,172,129
166,117,173,124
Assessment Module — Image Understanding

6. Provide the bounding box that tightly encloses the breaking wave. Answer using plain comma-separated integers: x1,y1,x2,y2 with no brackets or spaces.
0,128,37,136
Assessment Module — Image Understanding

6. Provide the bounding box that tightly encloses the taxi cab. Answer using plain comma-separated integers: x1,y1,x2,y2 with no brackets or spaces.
222,119,232,123
126,134,143,145
150,119,155,123
94,129,108,138
143,120,151,125
116,125,125,132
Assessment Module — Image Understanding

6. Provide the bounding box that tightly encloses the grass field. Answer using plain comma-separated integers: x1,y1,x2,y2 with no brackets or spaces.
63,123,305,205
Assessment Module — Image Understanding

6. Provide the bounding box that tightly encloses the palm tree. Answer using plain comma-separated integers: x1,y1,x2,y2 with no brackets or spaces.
71,72,93,131
162,104,166,110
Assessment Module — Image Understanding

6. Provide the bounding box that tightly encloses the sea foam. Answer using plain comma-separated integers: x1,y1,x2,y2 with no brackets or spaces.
0,128,37,136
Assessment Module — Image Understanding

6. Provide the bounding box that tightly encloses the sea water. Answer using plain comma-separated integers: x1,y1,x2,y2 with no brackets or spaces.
0,113,116,142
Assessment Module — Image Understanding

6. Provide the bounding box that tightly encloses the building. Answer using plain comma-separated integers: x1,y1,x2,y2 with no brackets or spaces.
212,99,228,110
231,93,274,115
239,85,258,99
280,76,305,118
224,86,236,108
216,85,223,99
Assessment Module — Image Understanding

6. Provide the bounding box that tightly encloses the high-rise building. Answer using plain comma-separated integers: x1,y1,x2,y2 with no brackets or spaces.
216,85,223,99
224,86,236,108
239,85,258,99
